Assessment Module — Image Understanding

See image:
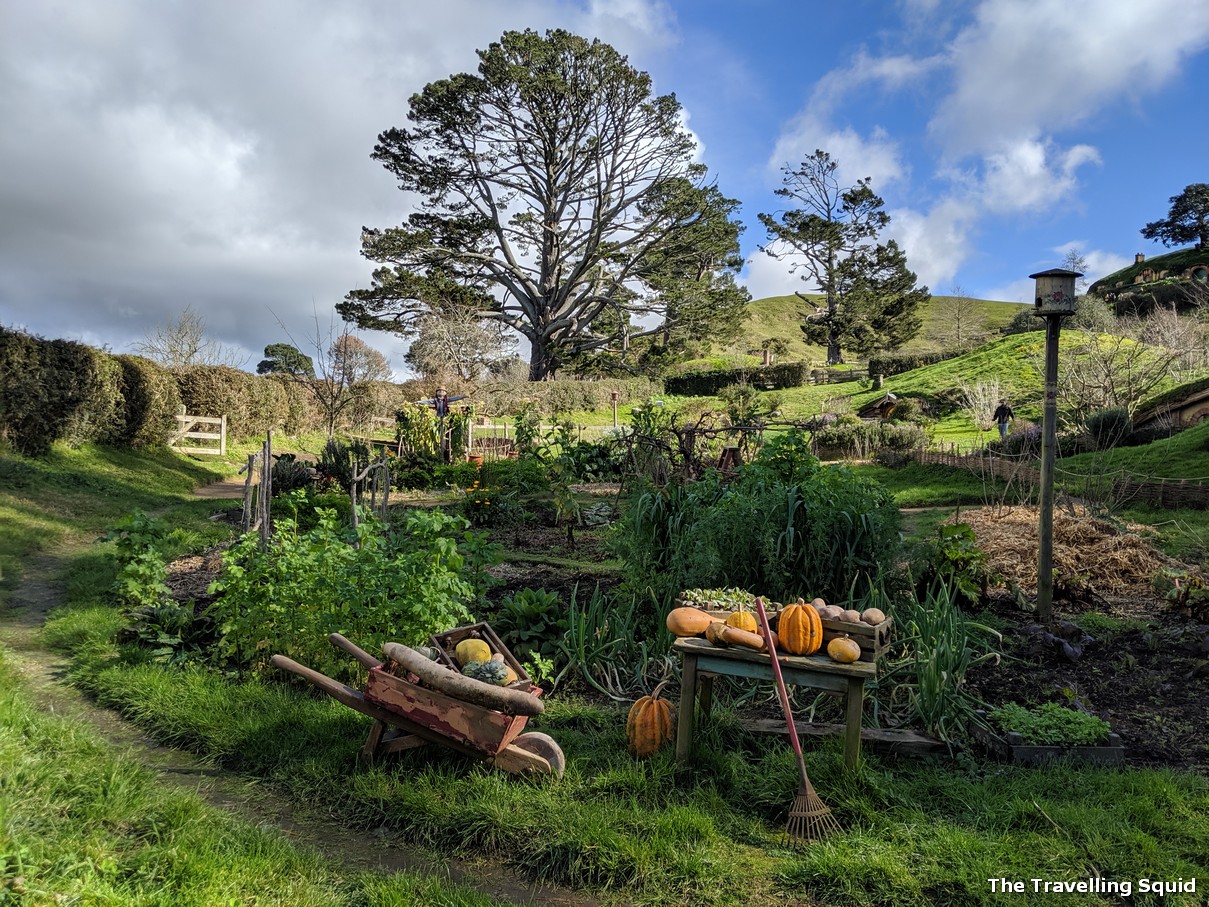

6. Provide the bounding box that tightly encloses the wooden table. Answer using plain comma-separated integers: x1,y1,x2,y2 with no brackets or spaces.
673,637,876,771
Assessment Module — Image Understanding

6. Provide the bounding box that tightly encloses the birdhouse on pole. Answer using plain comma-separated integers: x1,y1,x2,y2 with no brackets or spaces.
1029,268,1081,317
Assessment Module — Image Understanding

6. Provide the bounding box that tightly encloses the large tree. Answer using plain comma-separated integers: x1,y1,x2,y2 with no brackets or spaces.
1141,183,1209,249
759,150,927,363
339,29,745,380
404,305,518,381
257,343,315,378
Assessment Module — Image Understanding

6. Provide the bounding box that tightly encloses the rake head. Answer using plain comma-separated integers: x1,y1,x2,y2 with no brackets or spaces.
785,779,842,845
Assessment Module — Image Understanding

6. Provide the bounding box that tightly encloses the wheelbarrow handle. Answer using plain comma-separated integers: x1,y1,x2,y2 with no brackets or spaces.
329,633,381,669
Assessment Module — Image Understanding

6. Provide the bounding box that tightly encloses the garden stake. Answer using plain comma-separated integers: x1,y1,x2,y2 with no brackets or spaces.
754,597,841,845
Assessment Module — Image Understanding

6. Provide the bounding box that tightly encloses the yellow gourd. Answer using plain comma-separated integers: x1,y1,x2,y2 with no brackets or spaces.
827,636,862,664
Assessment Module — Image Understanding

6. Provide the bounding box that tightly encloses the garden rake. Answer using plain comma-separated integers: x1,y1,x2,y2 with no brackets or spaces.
754,597,841,845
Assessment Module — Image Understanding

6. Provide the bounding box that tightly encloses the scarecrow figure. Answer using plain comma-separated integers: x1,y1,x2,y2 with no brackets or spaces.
416,386,468,462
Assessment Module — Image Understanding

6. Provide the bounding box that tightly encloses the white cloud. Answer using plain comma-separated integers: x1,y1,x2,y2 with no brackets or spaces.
0,0,679,365
978,139,1101,214
887,197,979,290
741,250,803,301
929,0,1209,155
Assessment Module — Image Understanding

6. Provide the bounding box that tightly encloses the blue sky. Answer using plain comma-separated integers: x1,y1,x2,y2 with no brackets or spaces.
1,0,1207,375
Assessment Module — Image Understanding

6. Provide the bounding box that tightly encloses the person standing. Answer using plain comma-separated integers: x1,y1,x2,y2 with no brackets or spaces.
993,399,1014,440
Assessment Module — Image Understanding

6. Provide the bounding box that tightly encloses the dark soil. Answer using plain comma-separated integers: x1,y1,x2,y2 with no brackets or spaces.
966,593,1209,770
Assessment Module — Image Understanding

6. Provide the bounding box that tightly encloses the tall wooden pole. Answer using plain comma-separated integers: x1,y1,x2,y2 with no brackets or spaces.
1036,315,1061,622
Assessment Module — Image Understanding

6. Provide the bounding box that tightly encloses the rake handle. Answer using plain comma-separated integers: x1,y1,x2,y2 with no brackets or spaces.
754,597,810,789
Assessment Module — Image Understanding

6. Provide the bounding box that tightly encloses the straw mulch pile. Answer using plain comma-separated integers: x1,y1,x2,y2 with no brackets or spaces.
952,505,1184,597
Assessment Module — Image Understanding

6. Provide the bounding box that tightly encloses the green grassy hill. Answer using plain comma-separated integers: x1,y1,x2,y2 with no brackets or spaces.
733,293,1024,362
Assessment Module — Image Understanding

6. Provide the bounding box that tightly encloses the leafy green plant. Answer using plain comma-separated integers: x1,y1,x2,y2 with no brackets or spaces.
270,453,312,495
208,508,497,680
879,581,1002,744
914,522,996,608
98,510,172,609
989,702,1110,746
611,432,900,613
493,587,567,663
118,601,208,665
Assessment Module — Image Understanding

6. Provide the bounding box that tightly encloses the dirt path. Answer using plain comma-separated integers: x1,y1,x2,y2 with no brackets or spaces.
0,540,606,907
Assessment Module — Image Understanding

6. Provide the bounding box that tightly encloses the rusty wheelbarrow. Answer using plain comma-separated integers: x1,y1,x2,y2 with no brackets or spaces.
271,633,565,777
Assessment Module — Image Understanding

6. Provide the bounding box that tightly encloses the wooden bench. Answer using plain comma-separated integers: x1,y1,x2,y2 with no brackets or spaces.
673,637,875,771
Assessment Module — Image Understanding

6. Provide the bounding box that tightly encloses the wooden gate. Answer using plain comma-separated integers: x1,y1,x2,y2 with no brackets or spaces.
170,411,227,456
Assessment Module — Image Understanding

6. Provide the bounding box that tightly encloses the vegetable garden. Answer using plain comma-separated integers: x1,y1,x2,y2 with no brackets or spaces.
4,388,1209,905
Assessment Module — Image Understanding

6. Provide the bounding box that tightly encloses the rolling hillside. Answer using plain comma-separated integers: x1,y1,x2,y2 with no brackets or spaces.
735,293,1024,362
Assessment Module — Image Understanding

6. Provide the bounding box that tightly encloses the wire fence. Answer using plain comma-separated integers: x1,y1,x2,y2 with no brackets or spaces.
910,445,1209,510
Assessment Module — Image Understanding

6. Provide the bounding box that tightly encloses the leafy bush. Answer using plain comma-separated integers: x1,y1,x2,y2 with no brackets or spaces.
273,489,352,532
664,362,807,396
1084,406,1132,450
479,456,551,496
270,453,313,495
0,326,120,455
867,348,967,377
813,420,928,458
173,365,288,440
209,508,498,680
317,437,369,491
989,702,1110,746
492,588,567,664
558,438,624,482
113,354,182,447
99,509,173,610
912,523,996,608
612,429,900,613
987,423,1042,457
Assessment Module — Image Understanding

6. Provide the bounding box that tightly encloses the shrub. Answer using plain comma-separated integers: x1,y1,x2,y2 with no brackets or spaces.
0,326,117,455
113,354,181,448
209,508,497,680
1084,406,1132,450
612,429,900,612
271,453,313,495
664,362,808,396
867,349,967,377
813,420,928,458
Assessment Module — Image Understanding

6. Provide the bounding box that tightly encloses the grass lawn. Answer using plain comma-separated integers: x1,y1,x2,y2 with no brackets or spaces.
0,647,521,906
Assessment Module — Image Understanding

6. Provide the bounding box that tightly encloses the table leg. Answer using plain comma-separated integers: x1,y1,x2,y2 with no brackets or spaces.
699,673,714,719
844,677,864,771
675,653,698,765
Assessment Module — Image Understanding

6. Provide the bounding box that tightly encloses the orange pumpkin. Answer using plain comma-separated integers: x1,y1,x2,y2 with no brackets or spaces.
827,636,862,664
777,602,824,656
666,607,714,637
626,680,676,758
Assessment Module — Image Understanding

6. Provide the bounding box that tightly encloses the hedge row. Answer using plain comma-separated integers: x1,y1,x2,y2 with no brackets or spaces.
664,362,808,397
474,377,662,416
1,327,670,454
866,349,967,378
0,327,176,456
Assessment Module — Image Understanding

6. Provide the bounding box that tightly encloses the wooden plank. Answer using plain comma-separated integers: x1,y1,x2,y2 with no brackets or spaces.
738,719,947,756
673,637,875,678
176,415,224,426
176,446,223,456
181,431,223,441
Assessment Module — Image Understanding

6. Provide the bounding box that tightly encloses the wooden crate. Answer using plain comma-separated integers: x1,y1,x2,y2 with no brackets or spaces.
429,622,534,689
819,616,893,663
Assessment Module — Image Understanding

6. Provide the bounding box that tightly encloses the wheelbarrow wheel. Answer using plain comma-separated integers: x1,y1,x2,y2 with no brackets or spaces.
510,732,566,778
